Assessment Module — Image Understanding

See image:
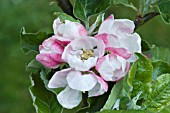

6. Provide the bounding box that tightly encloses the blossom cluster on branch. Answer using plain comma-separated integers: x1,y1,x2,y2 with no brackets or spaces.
36,14,141,109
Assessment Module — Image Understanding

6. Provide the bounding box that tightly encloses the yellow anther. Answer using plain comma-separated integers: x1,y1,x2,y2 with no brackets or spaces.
81,49,94,60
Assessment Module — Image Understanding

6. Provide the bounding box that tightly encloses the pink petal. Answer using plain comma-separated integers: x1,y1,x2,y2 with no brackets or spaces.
95,33,120,48
105,14,114,21
36,53,63,69
106,47,132,60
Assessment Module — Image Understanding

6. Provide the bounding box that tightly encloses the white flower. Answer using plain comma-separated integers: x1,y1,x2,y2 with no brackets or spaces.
96,53,130,81
62,36,105,71
48,68,108,109
95,14,141,62
53,18,87,45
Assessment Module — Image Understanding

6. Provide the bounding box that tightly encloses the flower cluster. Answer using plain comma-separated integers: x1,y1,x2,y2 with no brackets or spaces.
36,14,141,109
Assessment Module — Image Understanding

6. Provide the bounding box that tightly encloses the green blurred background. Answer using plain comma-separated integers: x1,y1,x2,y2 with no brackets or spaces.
0,0,170,113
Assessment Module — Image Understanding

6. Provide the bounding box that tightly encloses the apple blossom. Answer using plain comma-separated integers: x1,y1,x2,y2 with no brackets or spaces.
96,14,141,62
36,36,64,68
53,18,87,45
96,53,130,81
62,36,105,71
48,68,108,109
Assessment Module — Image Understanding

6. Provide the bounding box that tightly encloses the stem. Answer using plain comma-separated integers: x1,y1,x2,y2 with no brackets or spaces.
134,12,159,30
82,92,88,108
57,0,74,17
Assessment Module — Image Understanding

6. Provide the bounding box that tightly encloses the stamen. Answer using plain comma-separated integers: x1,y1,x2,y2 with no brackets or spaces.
81,49,94,60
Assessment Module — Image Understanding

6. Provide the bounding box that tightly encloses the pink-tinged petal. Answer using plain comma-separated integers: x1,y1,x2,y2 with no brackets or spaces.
112,19,135,35
119,33,141,62
61,20,87,39
95,33,120,48
105,14,114,20
98,16,115,34
49,54,63,63
53,18,62,36
88,72,108,97
66,71,97,91
96,54,129,81
36,53,60,69
36,36,64,68
106,47,132,60
48,68,73,88
53,18,87,44
57,86,82,109
95,55,106,71
77,23,88,36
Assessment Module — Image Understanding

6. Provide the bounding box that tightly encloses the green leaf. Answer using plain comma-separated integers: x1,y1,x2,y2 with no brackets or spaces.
145,74,170,111
88,13,105,35
152,61,170,80
20,27,47,54
73,0,111,27
76,94,109,113
54,12,80,23
26,59,44,74
159,105,170,113
150,47,170,64
158,1,170,23
98,109,155,113
141,40,153,52
29,73,62,113
101,79,123,111
127,53,153,98
113,0,137,11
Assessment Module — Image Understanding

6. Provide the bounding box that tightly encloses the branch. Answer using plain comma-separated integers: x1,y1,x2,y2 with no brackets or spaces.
134,12,160,30
57,0,74,17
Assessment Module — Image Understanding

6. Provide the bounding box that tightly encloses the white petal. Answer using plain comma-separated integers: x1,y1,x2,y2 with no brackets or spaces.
63,20,79,39
66,54,98,71
96,55,115,81
48,68,73,88
119,33,141,62
57,86,82,109
98,17,115,34
88,75,108,97
112,19,135,35
66,71,97,91
53,18,62,36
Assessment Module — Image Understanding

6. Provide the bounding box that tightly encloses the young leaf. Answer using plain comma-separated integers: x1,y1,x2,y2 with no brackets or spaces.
101,79,123,111
150,47,170,64
88,13,105,35
29,73,63,113
158,1,170,23
73,0,111,27
127,53,153,98
145,74,170,112
20,27,47,54
152,61,170,80
54,12,80,23
113,0,137,11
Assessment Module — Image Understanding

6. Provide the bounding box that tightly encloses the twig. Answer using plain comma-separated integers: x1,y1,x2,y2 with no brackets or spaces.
57,0,74,17
134,12,160,30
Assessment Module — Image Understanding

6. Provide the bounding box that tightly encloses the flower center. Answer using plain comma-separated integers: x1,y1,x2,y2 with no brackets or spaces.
81,49,94,60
